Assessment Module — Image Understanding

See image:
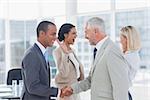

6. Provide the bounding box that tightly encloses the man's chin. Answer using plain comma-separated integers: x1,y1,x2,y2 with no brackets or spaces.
48,44,53,47
90,42,94,45
71,42,74,45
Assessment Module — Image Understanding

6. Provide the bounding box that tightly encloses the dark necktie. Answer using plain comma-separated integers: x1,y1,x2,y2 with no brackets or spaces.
47,62,50,87
93,48,97,60
44,52,50,87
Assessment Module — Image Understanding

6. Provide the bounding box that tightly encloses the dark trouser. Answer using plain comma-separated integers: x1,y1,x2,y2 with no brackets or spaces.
128,91,132,100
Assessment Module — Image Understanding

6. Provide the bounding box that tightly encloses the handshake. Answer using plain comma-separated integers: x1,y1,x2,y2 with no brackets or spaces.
60,86,73,98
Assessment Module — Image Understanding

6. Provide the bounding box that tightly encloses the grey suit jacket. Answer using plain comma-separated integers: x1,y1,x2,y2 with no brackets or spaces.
71,38,129,100
21,43,58,100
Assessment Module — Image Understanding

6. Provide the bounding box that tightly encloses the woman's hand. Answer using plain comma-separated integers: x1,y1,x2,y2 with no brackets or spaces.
56,39,69,54
77,73,84,81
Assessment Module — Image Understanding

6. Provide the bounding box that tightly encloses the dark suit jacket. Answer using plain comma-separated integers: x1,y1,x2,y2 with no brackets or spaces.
21,43,58,100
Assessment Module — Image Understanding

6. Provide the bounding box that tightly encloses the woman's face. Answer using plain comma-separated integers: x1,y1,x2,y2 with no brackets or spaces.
120,35,127,53
65,27,77,45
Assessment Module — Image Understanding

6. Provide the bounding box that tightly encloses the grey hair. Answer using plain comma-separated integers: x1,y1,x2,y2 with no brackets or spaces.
86,17,105,33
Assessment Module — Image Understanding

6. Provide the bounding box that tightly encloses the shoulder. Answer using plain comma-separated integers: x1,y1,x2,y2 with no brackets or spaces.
124,50,141,63
54,47,62,53
24,46,34,56
22,45,39,61
125,50,140,57
106,41,123,59
53,47,64,57
105,40,121,54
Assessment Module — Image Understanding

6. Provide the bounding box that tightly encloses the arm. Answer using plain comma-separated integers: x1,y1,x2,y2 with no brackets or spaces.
78,65,84,81
72,51,84,81
107,50,129,100
50,87,58,97
60,75,91,98
71,74,91,94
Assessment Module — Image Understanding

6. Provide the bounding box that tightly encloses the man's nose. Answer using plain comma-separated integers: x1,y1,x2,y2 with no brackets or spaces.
75,34,77,38
54,35,57,40
85,34,88,39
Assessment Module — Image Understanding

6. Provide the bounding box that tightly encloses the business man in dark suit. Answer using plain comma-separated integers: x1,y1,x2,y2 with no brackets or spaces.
21,21,58,100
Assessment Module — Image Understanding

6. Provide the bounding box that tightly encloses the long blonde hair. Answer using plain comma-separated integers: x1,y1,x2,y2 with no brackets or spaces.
120,26,141,51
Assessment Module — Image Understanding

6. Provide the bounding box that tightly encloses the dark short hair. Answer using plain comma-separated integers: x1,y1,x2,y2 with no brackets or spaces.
36,21,55,37
58,23,75,41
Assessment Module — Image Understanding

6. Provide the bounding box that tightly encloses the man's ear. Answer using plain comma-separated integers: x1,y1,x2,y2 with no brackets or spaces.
40,30,44,34
64,33,68,38
94,28,99,36
39,31,45,37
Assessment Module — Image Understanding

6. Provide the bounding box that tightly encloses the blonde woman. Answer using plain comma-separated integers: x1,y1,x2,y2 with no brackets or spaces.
120,26,141,100
53,23,84,100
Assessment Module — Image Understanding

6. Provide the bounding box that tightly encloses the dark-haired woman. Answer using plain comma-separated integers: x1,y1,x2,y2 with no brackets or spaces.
53,23,84,100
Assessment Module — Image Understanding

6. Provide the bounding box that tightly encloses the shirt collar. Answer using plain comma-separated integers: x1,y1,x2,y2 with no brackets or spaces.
35,40,46,55
95,36,108,51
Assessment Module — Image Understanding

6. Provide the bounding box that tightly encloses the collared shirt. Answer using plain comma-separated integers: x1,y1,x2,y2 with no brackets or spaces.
95,36,108,52
35,40,46,55
90,36,109,75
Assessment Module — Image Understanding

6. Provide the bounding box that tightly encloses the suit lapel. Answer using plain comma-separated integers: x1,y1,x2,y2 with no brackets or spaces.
91,38,111,75
34,43,47,70
34,43,50,86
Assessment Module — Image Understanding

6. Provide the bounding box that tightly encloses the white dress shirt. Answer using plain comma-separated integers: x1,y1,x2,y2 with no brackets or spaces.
90,36,108,74
95,36,108,58
35,41,46,56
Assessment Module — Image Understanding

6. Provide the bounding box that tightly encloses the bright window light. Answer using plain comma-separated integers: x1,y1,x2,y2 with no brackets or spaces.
116,0,148,9
77,0,111,14
0,0,65,20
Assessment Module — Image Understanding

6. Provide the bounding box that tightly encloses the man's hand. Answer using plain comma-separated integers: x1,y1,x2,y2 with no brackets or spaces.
60,86,73,98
